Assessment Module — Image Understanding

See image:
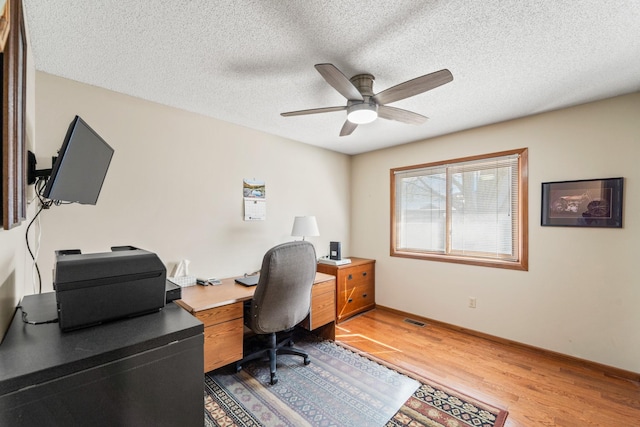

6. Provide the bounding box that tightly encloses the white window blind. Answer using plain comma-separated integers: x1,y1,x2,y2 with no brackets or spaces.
447,155,519,260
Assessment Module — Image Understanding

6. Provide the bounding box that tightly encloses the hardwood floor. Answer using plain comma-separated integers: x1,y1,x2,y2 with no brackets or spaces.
335,308,640,427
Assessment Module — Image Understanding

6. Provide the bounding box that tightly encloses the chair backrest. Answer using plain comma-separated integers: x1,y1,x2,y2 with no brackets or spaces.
249,241,317,334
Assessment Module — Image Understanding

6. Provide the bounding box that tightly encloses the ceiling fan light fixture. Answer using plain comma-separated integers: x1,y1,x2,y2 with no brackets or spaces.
281,64,453,136
347,102,378,124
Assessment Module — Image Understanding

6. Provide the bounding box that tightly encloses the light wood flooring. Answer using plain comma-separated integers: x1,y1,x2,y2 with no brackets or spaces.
335,308,640,427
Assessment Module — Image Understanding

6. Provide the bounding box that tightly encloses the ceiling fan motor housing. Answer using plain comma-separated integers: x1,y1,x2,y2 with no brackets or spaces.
349,74,375,97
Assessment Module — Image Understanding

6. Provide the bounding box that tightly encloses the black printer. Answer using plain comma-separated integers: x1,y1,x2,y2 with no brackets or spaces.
53,246,167,331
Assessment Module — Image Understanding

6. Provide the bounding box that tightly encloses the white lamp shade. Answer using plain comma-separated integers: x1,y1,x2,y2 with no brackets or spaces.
291,216,320,238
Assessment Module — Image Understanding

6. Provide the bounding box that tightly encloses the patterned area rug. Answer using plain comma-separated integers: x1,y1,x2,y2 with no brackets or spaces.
385,382,508,427
204,340,507,427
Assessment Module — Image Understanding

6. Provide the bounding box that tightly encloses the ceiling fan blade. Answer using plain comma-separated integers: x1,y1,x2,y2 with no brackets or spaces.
315,63,364,101
340,120,358,136
378,105,429,125
281,106,346,117
373,69,453,105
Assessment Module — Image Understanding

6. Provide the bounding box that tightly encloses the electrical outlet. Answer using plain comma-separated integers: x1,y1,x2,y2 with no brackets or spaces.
469,297,477,308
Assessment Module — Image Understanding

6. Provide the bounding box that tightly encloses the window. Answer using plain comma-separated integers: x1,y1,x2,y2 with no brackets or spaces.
391,148,528,270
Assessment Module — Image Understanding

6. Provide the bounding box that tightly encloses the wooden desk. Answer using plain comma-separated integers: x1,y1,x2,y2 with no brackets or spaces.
176,272,336,373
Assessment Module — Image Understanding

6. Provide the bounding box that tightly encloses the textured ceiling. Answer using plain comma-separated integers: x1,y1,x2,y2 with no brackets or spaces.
23,1,640,155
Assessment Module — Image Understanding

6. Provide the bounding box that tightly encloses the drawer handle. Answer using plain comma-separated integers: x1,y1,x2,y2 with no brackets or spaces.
348,298,353,303
362,272,367,277
348,274,353,280
362,293,368,298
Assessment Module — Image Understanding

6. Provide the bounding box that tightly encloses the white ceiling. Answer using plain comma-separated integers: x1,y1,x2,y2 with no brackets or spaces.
23,1,640,155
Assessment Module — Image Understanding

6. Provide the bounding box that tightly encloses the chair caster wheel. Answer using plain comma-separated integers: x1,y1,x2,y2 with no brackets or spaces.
235,364,242,373
270,374,278,385
304,357,311,365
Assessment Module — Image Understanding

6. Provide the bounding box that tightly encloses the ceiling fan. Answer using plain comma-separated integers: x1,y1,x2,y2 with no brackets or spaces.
281,63,453,136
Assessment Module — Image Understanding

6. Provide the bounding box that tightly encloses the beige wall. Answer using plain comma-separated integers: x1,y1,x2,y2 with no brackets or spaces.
0,8,37,341
351,93,640,373
33,72,351,293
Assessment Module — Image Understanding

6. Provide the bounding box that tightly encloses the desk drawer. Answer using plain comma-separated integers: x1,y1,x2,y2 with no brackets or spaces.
341,264,374,288
309,289,335,329
203,318,244,372
312,279,335,299
305,279,336,330
337,283,374,321
196,302,245,372
195,302,243,328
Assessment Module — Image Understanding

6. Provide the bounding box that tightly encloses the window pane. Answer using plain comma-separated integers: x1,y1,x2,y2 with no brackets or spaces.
449,161,518,259
396,169,446,252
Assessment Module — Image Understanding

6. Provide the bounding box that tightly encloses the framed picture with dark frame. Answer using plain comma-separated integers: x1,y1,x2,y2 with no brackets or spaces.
1,0,27,230
541,177,623,228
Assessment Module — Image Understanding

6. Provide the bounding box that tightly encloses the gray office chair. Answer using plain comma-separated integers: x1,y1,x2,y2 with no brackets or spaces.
236,241,317,385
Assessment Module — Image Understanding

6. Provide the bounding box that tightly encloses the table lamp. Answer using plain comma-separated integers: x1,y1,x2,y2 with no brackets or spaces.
291,216,320,241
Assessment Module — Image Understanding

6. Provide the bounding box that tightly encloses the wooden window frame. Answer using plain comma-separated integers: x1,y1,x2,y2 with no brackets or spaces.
1,0,27,230
390,148,529,271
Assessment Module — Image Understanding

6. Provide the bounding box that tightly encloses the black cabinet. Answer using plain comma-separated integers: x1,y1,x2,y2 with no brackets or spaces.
0,293,204,426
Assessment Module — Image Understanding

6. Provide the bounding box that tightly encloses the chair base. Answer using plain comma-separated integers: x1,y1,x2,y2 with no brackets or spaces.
236,331,310,385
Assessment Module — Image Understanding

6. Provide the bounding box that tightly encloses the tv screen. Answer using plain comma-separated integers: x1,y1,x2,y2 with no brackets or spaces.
43,116,114,205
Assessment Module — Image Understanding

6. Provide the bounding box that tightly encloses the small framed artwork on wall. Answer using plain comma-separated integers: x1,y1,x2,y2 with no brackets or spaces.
541,177,623,228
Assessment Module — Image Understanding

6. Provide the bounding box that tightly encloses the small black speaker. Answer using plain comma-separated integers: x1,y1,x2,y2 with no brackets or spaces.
330,241,341,260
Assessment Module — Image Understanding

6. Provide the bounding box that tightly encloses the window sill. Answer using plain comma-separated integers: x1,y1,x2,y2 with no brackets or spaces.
391,250,528,271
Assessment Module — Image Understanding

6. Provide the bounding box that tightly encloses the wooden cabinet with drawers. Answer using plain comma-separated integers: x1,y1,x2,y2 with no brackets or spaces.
316,257,375,323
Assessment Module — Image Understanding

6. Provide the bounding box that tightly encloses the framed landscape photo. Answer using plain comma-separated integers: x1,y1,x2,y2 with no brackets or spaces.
541,177,623,228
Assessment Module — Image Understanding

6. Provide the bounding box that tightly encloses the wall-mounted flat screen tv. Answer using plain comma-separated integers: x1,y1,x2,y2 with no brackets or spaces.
43,116,114,205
